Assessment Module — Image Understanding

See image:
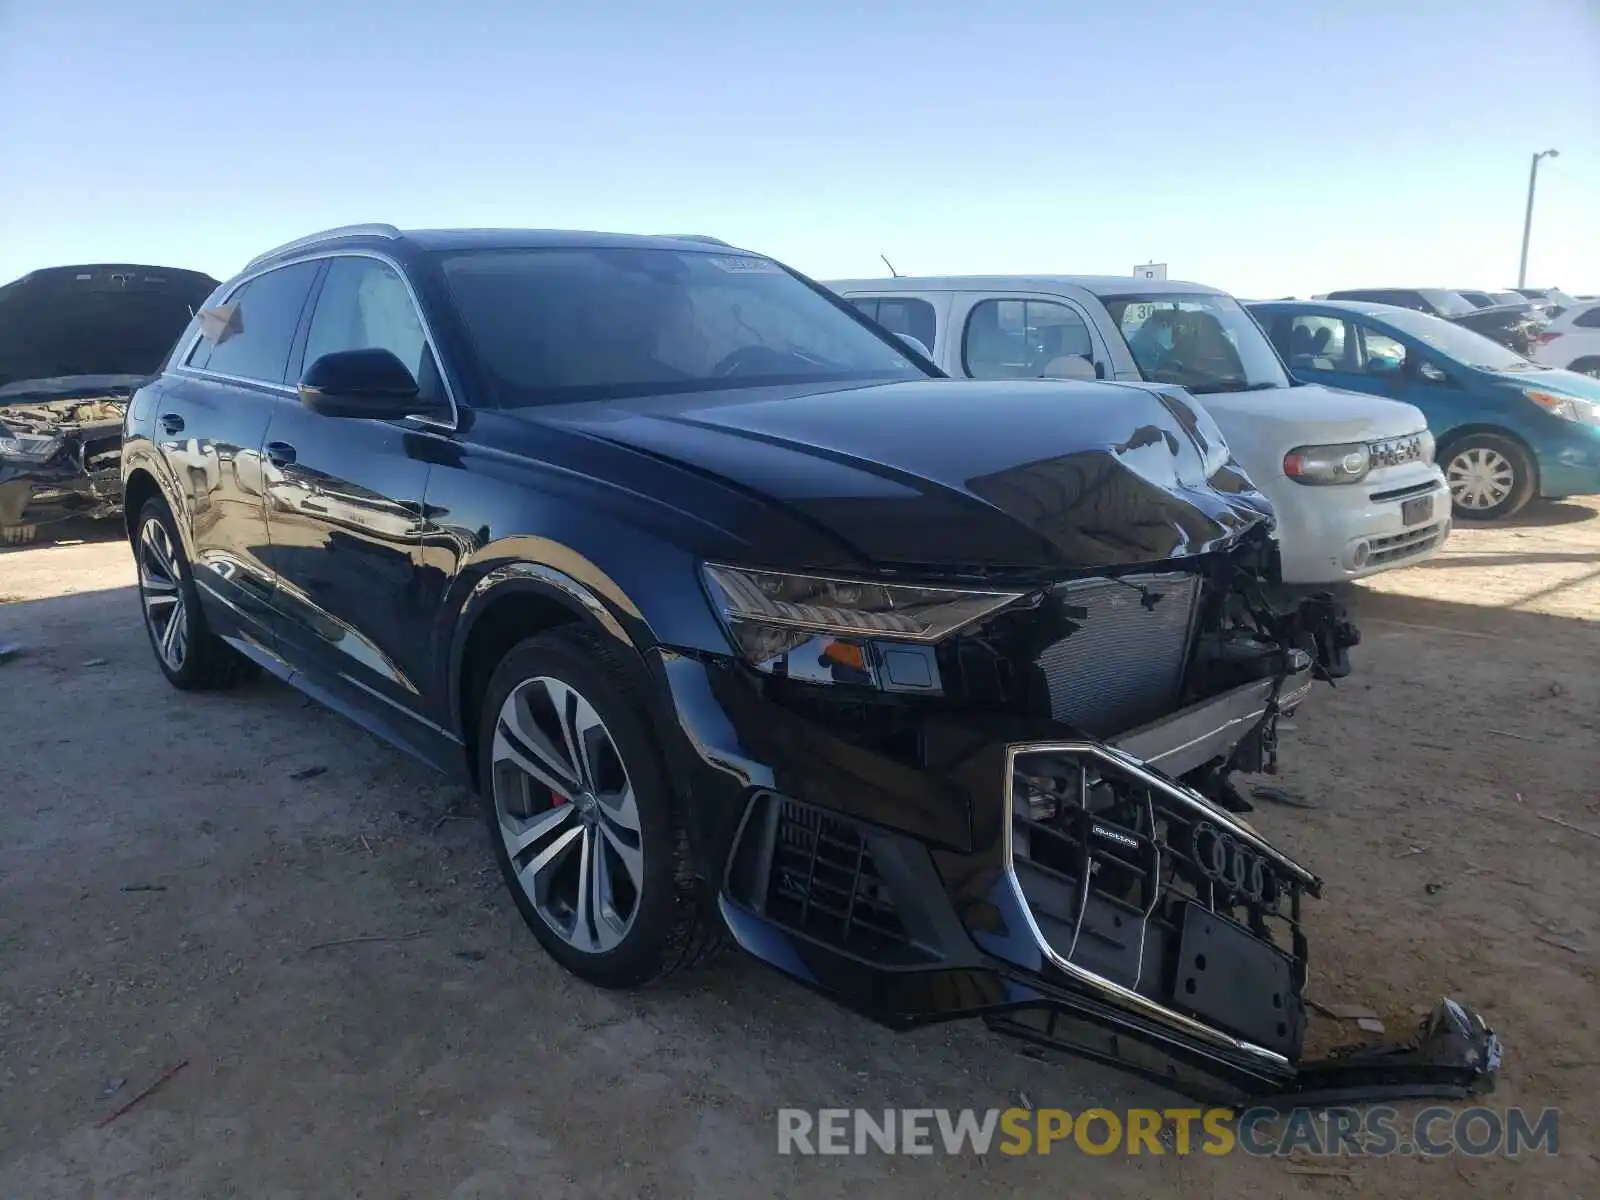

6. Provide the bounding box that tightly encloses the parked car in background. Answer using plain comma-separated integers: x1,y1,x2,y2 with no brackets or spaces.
826,275,1450,584
1455,290,1499,309
1513,287,1579,314
110,223,1510,1106
1532,299,1600,377
0,263,218,544
1250,299,1600,520
1323,287,1545,356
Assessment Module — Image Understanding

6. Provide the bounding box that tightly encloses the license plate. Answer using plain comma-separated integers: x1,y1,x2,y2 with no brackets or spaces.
1402,495,1434,526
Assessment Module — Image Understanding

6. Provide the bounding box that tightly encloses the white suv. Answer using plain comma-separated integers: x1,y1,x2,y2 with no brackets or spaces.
1532,300,1600,378
828,275,1451,585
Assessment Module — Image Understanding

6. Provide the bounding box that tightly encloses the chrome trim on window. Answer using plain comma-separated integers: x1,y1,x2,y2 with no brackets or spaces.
177,247,461,433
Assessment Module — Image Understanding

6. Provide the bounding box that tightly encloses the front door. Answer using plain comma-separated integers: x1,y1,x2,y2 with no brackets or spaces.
159,259,323,642
259,254,447,738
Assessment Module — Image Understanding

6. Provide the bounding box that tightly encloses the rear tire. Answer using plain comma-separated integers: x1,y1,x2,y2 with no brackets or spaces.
1441,433,1536,521
476,627,718,988
135,497,259,690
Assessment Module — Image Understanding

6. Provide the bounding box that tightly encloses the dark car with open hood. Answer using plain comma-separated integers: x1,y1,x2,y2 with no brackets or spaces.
120,225,1499,1105
0,263,219,543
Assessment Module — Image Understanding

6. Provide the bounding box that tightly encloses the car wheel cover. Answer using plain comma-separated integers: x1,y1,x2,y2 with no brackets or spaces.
139,517,189,671
491,675,644,954
1445,447,1515,510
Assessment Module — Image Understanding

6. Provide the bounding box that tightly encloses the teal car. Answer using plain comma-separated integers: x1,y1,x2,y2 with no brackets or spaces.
1249,299,1600,520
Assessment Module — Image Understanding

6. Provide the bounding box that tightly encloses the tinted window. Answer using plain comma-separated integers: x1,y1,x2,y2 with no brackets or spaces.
963,299,1095,379
439,248,925,405
186,261,319,384
1573,305,1600,329
303,257,430,380
1419,290,1478,317
848,297,937,352
1366,308,1531,370
1101,292,1291,393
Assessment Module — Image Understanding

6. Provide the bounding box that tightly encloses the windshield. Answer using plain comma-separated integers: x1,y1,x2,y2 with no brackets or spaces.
437,247,928,405
1101,292,1291,393
1491,291,1527,307
1376,307,1534,370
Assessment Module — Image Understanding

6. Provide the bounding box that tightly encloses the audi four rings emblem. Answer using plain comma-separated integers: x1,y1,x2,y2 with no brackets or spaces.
1190,822,1280,906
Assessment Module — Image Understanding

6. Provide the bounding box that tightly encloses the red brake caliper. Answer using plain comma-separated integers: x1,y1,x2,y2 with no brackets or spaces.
550,788,569,806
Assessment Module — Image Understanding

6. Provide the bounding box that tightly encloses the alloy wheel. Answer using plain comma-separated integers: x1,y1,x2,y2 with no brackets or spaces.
1445,447,1515,512
490,676,644,954
139,517,188,672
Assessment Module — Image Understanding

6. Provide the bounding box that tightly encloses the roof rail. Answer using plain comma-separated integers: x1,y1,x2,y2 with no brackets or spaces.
244,223,402,270
653,233,731,247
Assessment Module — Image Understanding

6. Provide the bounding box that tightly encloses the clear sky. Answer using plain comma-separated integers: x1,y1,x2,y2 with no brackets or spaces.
3,0,1596,297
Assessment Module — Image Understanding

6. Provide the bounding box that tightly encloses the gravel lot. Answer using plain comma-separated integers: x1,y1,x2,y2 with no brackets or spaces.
2,503,1597,1198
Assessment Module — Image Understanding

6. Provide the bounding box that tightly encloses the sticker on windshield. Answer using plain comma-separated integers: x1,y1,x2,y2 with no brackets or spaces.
706,256,781,273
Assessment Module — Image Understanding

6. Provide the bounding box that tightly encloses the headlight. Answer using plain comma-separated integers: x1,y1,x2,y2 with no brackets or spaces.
0,432,65,463
1525,390,1600,426
1282,442,1371,485
1418,428,1436,464
702,563,1026,674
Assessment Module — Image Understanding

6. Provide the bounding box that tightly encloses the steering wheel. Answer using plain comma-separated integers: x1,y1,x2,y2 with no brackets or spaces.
711,345,790,377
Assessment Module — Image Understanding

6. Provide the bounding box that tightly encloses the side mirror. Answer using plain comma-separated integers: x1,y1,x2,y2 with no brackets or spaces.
299,349,425,420
894,332,933,360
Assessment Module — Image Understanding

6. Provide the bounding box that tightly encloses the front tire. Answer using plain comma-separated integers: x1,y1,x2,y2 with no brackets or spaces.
477,628,716,988
135,497,259,689
1442,433,1536,521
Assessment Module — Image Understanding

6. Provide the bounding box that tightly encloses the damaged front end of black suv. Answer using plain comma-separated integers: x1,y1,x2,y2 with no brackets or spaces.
629,383,1500,1109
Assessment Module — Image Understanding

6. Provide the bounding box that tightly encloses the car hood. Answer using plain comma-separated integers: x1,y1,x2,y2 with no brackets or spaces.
0,264,218,390
533,378,1273,573
1196,383,1428,447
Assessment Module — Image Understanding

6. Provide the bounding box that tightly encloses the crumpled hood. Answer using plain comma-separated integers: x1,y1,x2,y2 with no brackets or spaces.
0,264,218,390
1196,382,1429,449
535,378,1274,572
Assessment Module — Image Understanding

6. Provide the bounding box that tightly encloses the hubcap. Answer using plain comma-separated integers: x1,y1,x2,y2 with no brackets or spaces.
1445,447,1515,511
490,676,643,954
138,517,188,671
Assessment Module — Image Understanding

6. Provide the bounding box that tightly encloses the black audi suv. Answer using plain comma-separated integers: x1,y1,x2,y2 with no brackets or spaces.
121,225,1497,1103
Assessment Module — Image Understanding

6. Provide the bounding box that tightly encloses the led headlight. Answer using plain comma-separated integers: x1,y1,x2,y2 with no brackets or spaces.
702,563,1026,668
0,431,64,463
1419,428,1436,464
1524,390,1600,426
1282,442,1370,485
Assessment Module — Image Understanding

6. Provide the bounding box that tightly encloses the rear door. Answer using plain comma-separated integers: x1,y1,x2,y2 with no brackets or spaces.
258,253,447,739
161,260,322,642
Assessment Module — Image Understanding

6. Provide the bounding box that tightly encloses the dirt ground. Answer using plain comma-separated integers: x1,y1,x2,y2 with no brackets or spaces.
2,502,1597,1199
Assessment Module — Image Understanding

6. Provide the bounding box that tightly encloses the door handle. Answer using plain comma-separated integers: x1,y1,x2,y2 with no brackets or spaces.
265,441,297,467
160,413,185,435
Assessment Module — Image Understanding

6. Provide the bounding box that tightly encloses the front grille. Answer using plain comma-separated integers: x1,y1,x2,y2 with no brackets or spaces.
1369,522,1448,566
766,799,913,960
1010,745,1310,1056
1367,433,1425,468
1035,573,1200,736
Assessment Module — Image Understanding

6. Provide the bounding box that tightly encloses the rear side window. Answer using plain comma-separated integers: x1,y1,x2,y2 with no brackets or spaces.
849,297,937,351
1285,315,1354,370
963,299,1094,379
186,261,320,384
1574,305,1600,329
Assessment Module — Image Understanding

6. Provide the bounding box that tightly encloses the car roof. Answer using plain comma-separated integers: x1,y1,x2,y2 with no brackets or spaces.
825,274,1230,298
1248,298,1421,318
242,224,751,272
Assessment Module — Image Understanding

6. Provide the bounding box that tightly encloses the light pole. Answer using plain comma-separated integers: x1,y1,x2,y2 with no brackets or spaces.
1517,148,1559,288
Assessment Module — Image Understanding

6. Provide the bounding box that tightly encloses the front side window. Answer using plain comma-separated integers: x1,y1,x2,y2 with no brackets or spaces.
437,248,926,406
1356,325,1409,375
1102,292,1291,393
849,297,937,353
962,299,1095,379
303,257,430,380
186,261,320,384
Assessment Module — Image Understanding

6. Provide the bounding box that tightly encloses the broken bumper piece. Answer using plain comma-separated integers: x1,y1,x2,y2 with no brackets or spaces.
716,689,1502,1107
